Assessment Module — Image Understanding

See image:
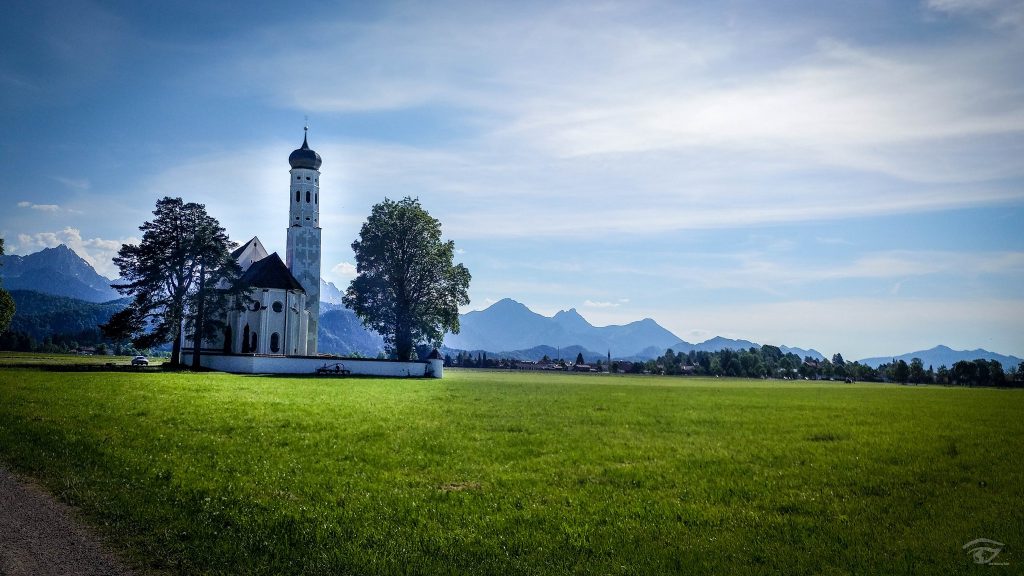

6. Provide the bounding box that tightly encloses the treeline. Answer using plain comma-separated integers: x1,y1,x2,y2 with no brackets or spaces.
631,346,1023,387
0,329,145,356
0,291,147,355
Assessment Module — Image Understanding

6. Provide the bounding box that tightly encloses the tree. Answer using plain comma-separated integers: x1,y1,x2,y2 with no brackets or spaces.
0,237,14,335
183,213,245,369
893,359,910,384
102,197,241,367
575,352,585,365
344,197,470,361
909,358,926,384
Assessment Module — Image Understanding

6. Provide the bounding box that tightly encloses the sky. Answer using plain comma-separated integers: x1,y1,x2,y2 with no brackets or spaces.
1,0,1022,360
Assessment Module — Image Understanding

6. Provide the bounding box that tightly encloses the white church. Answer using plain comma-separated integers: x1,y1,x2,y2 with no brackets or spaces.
182,130,442,378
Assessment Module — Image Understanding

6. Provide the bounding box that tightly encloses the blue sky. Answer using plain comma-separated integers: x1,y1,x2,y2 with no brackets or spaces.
1,0,1022,360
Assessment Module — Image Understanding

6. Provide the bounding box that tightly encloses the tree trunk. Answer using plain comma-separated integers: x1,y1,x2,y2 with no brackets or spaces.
395,321,413,361
170,317,182,367
191,262,206,370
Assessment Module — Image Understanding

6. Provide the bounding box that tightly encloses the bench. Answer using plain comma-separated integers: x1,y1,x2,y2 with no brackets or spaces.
316,363,351,376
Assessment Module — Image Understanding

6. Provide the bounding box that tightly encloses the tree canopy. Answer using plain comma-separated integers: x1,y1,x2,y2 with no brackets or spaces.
344,197,470,361
101,197,242,366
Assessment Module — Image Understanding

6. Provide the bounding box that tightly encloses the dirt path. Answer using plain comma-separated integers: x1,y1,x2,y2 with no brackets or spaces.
0,466,138,576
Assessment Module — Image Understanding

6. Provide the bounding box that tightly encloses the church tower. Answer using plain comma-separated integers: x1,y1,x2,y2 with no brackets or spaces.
286,127,322,354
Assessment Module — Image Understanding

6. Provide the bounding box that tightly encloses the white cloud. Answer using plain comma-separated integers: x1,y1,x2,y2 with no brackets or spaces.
51,176,91,191
605,250,1024,292
13,227,135,278
584,300,621,308
17,201,60,212
330,261,357,279
177,4,1024,242
927,0,1024,28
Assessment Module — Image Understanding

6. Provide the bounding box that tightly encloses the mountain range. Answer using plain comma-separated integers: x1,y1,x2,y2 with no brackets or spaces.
443,298,826,361
1,245,1019,367
857,345,1023,370
445,298,681,357
0,244,121,302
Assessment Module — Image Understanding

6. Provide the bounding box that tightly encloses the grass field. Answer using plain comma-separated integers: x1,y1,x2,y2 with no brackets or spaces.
0,363,1021,575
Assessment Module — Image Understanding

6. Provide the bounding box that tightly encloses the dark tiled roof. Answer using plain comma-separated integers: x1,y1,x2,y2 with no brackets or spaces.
239,252,305,291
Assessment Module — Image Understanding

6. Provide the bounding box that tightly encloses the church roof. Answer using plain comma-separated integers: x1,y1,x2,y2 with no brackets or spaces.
239,252,305,292
231,236,270,272
288,131,322,170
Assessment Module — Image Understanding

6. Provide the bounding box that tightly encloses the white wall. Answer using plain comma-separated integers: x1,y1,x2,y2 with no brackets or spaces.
180,353,442,378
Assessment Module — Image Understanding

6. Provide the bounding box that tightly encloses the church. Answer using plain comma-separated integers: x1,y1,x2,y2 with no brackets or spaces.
182,131,443,378
213,129,322,358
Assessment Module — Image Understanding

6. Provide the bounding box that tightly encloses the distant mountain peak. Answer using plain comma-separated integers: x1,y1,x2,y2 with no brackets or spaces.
0,244,119,303
446,297,681,357
553,307,593,331
492,297,525,308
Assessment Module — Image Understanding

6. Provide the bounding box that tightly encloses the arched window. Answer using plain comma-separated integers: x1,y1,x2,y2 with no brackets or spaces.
223,325,233,354
250,332,258,352
242,324,250,353
315,193,318,204
306,191,311,203
270,333,280,353
296,190,300,202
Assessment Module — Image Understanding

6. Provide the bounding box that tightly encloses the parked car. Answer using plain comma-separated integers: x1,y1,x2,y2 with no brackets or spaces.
131,355,149,366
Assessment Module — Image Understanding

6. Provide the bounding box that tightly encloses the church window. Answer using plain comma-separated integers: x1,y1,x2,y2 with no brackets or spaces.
250,301,261,312
306,176,311,180
315,193,318,204
306,191,311,203
270,333,280,353
296,176,300,180
296,190,300,202
251,332,258,352
272,301,283,313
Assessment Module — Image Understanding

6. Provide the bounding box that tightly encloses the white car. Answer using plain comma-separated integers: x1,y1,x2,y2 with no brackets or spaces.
131,355,149,366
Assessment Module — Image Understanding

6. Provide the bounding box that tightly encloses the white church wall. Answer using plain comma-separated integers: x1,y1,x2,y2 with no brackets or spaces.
180,352,440,378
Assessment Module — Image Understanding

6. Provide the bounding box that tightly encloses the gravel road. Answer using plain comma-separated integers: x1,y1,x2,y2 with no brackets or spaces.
0,466,138,576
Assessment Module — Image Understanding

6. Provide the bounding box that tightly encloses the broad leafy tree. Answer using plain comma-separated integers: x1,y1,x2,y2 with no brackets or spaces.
102,197,243,366
344,197,471,361
0,238,14,334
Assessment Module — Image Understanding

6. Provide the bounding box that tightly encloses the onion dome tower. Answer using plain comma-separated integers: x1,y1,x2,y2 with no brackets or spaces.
286,126,322,354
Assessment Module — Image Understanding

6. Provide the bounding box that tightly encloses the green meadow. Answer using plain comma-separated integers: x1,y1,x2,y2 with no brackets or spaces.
0,362,1020,575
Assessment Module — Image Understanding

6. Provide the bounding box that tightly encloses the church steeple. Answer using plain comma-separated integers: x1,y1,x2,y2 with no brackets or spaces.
288,126,322,170
285,126,323,354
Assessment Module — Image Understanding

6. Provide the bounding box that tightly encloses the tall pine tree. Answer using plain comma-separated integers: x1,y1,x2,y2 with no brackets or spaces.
102,197,243,366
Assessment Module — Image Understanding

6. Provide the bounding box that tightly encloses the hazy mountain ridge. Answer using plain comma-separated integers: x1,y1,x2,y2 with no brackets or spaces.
444,298,681,357
317,306,385,357
446,298,827,361
6,290,129,341
320,279,345,304
857,345,1023,370
0,244,120,302
663,336,826,360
